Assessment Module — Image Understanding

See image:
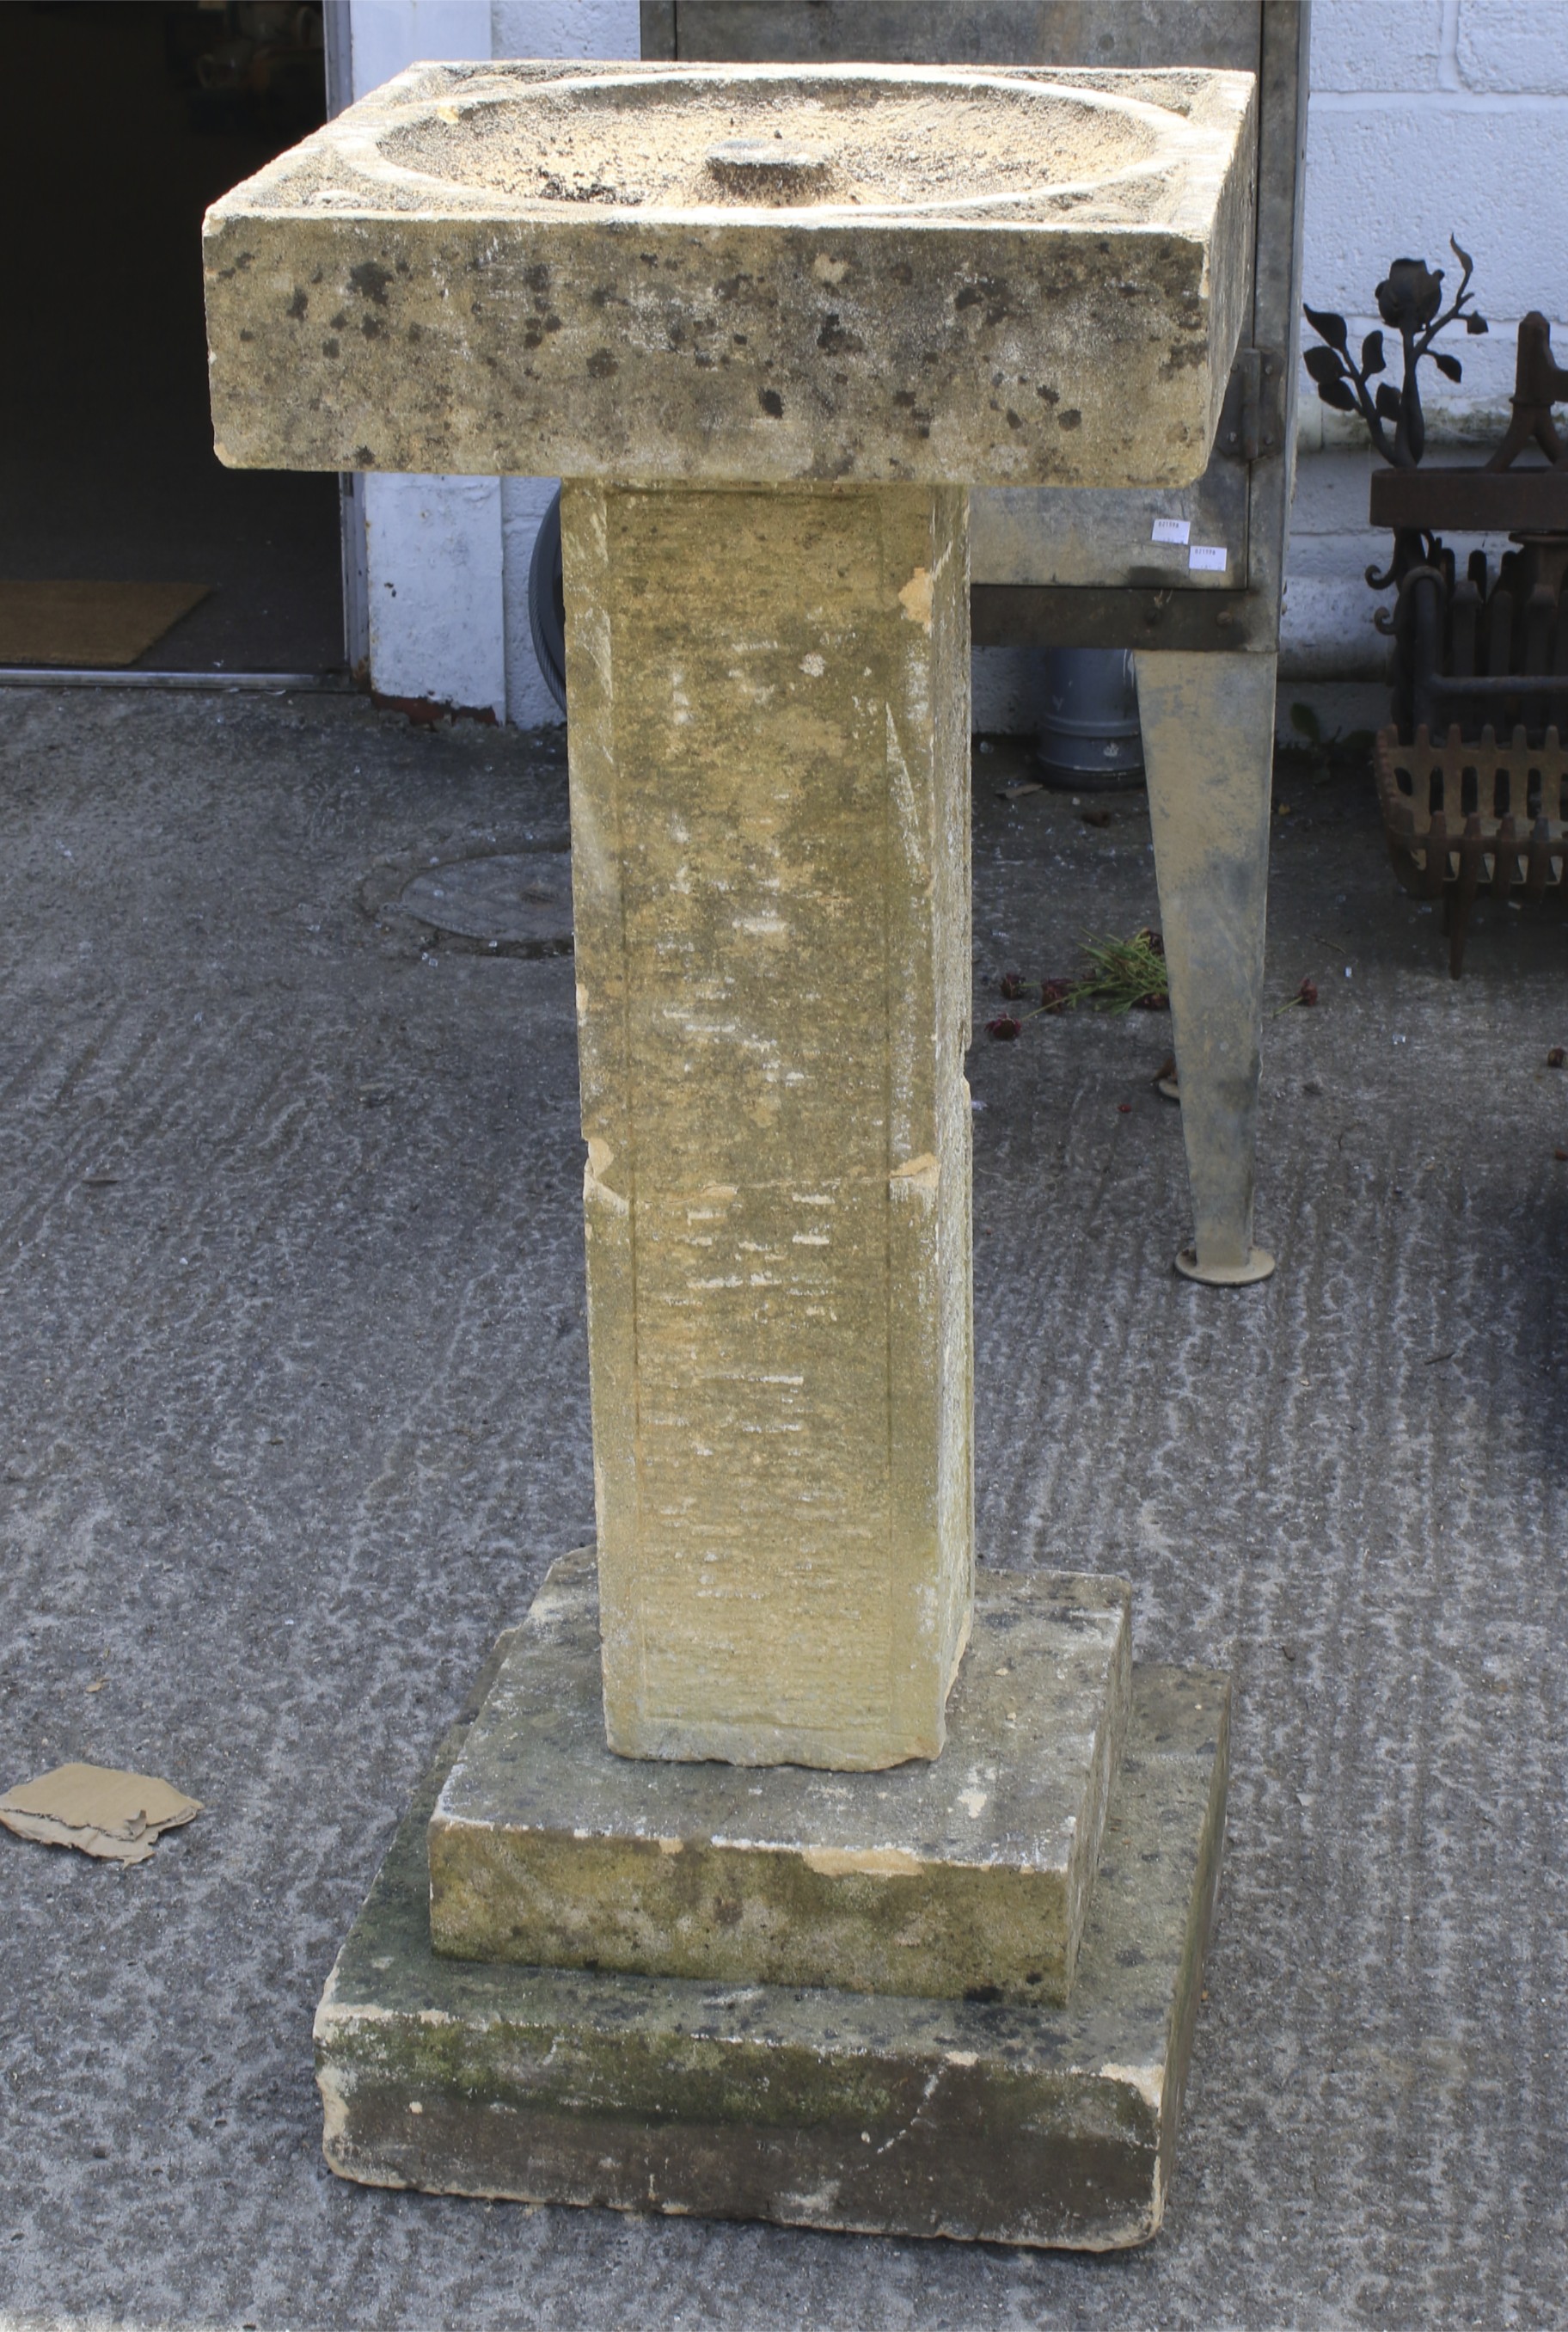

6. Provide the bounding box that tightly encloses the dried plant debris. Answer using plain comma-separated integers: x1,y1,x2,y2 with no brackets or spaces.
1072,929,1169,1014
982,930,1167,1038
0,1763,202,1865
1273,976,1319,1015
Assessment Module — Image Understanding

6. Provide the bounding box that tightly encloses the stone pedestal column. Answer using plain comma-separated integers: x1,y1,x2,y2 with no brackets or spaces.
563,480,974,1769
207,56,1256,2244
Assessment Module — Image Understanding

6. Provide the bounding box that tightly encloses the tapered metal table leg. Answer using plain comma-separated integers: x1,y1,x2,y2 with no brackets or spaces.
1136,649,1277,1286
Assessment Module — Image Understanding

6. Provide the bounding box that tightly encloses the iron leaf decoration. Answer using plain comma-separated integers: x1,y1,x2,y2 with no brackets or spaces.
1302,236,1487,471
1303,236,1487,592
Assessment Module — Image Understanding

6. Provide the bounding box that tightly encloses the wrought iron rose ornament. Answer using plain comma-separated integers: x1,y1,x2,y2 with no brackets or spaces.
1302,235,1487,473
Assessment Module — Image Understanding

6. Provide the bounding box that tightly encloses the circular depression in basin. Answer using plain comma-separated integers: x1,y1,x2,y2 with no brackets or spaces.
377,67,1167,217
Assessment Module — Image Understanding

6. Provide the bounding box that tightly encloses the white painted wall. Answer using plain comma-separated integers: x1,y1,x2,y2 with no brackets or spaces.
348,0,491,101
364,471,506,709
1298,0,1568,451
490,1,641,62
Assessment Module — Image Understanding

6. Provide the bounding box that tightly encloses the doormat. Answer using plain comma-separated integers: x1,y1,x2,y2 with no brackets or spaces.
0,580,210,667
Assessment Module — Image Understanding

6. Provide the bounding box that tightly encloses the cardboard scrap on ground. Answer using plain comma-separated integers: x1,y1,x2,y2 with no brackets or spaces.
0,1763,202,1864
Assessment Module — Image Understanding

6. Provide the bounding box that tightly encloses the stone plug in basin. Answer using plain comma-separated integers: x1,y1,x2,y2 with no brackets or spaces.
205,58,1253,2247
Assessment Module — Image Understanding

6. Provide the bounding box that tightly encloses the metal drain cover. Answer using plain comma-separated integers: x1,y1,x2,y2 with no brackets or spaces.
398,852,573,955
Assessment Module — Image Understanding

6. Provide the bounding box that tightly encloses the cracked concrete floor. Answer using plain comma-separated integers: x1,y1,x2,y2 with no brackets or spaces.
0,685,1565,2332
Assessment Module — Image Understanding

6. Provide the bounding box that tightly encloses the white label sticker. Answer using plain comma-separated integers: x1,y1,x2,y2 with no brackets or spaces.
1151,518,1191,545
1188,544,1228,573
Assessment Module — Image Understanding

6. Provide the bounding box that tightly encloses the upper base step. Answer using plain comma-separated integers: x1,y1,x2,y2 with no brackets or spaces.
429,1552,1131,2004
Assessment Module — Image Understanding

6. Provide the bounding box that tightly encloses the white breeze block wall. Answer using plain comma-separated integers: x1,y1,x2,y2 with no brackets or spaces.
1283,0,1568,701
1299,0,1568,450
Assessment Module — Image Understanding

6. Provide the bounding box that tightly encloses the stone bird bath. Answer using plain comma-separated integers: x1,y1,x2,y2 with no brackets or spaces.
205,59,1253,2247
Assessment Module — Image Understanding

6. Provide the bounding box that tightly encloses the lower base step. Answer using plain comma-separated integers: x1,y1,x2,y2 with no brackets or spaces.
315,1642,1227,2252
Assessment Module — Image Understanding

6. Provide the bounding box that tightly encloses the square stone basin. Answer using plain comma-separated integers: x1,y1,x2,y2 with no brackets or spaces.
204,59,1256,488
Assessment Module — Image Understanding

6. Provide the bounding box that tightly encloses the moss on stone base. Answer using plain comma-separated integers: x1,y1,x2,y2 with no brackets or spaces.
315,1657,1227,2250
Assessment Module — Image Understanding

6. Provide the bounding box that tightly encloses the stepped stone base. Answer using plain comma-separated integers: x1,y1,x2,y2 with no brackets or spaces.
315,1635,1228,2251
429,1552,1131,2004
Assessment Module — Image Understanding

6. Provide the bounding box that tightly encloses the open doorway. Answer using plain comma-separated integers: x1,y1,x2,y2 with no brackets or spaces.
0,2,344,675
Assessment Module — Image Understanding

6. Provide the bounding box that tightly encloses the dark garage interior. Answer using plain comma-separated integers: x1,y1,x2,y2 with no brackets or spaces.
0,1,344,674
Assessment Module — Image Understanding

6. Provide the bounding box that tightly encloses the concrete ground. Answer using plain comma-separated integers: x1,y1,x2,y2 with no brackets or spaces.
1,684,1565,2332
